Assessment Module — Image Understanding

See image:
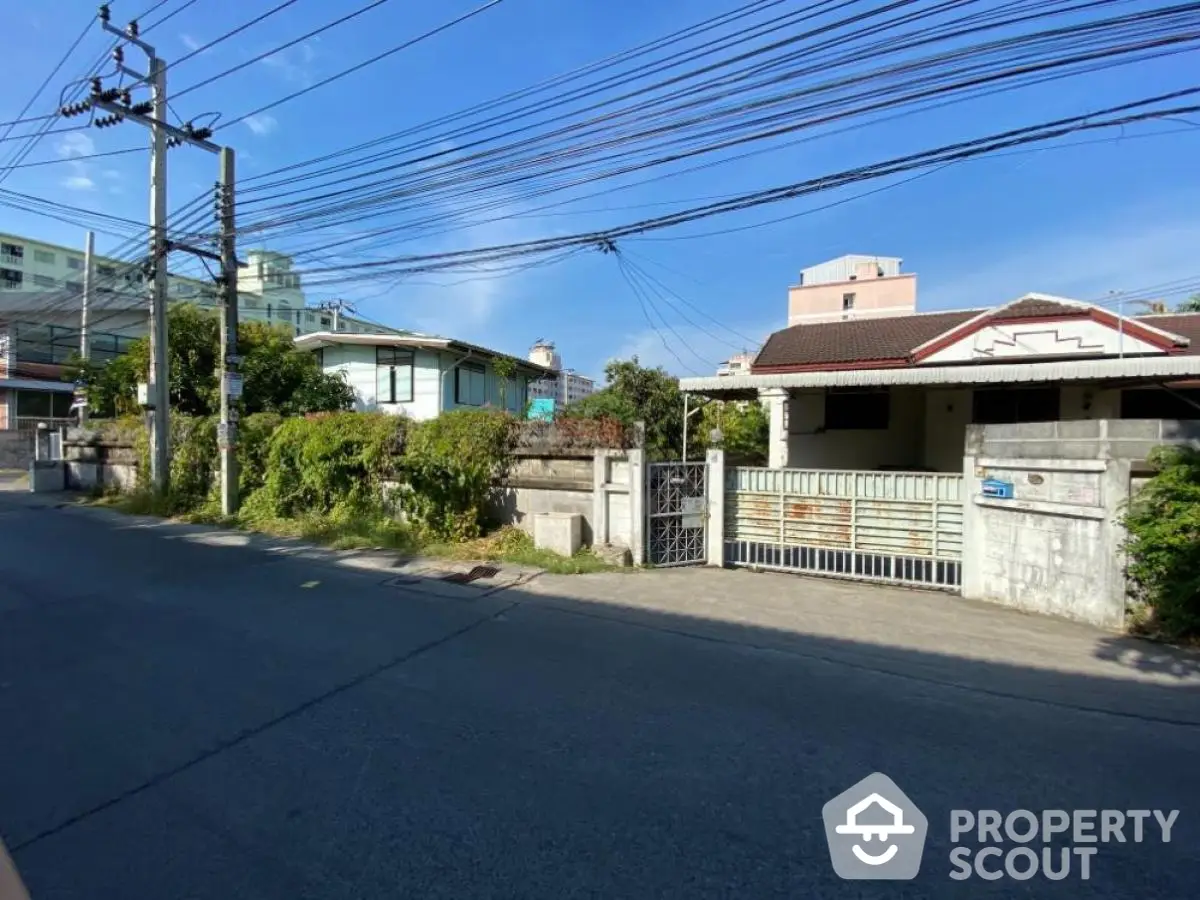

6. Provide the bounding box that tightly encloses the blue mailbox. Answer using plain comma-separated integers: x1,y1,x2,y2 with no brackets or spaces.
981,478,1014,500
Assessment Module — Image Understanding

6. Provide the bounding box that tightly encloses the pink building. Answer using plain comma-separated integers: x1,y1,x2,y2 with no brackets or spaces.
787,254,917,326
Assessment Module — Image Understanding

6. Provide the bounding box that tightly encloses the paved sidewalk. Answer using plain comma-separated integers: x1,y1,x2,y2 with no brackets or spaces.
526,567,1200,724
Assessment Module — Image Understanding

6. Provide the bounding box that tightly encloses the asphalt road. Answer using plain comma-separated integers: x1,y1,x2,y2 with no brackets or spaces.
0,493,1196,899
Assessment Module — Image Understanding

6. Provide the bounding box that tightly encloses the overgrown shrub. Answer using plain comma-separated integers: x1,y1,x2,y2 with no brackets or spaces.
399,409,518,540
236,412,284,496
244,412,405,519
1122,445,1200,639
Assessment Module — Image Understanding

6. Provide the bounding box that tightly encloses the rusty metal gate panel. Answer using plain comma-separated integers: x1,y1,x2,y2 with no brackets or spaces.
647,461,707,566
725,467,963,589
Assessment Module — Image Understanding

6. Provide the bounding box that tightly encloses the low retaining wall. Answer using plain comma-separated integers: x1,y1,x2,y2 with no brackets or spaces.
62,428,138,492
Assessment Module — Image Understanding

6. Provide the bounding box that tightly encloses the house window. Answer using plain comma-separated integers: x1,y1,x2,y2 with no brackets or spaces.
314,348,324,369
67,257,84,270
972,387,1060,424
824,388,889,430
33,274,56,288
0,268,22,289
1120,388,1200,420
97,264,115,278
376,347,414,404
842,292,856,310
34,249,55,265
1,242,24,265
65,281,82,294
455,362,486,406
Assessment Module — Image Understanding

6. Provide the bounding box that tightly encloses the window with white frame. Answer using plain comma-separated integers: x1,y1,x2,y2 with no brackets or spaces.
67,257,84,270
455,362,486,406
34,249,55,265
376,346,414,404
1,242,24,265
0,268,22,289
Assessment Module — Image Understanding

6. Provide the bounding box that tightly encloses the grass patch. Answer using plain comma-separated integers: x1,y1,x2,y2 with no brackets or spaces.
240,511,418,552
422,526,617,575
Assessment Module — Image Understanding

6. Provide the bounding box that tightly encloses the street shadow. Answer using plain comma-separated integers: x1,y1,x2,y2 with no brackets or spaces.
3,491,1200,899
1092,634,1200,680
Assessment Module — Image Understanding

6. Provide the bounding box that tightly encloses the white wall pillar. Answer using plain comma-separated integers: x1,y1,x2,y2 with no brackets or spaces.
592,448,610,547
760,387,789,469
628,448,646,566
706,447,725,567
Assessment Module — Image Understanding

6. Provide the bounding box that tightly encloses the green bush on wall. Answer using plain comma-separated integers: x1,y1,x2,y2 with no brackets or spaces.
399,408,518,541
1122,445,1200,639
246,412,406,519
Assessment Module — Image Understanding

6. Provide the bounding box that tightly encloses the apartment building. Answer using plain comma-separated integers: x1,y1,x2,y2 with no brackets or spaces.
0,230,403,430
526,339,596,408
787,254,917,326
0,232,397,337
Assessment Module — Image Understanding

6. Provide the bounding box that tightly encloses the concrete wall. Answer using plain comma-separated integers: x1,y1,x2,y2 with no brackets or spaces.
61,430,138,492
961,419,1200,629
0,430,33,469
492,448,644,558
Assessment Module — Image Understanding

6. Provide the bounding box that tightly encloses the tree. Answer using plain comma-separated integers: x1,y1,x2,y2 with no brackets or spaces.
69,304,355,419
492,355,516,411
564,357,685,459
1177,294,1200,313
695,400,769,465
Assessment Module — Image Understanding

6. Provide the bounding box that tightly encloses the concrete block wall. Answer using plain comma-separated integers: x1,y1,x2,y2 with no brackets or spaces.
0,431,34,470
961,419,1200,630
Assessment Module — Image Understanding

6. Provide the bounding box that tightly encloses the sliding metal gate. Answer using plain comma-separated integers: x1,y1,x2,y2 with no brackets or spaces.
725,467,963,589
647,461,707,566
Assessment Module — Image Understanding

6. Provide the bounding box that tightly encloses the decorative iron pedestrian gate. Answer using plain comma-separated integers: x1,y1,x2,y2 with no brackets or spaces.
646,461,707,566
725,466,964,589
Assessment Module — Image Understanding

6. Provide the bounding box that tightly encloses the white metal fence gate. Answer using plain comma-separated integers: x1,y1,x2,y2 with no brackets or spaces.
725,467,963,589
647,461,707,566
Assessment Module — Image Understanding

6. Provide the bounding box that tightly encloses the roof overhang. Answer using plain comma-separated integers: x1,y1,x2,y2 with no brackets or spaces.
0,377,74,392
293,331,452,352
293,331,554,376
681,355,1200,398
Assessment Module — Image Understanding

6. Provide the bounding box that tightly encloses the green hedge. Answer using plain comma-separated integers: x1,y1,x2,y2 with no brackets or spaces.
1122,445,1200,639
244,412,405,519
399,409,519,541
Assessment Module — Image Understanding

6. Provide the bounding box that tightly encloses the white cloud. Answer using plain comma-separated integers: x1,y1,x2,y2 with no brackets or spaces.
243,114,278,136
261,42,317,86
55,132,95,158
180,33,202,52
62,174,95,191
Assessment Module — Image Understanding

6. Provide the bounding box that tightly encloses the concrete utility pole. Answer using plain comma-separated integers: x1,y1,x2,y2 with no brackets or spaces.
78,230,95,425
147,54,170,492
71,6,222,492
217,147,241,515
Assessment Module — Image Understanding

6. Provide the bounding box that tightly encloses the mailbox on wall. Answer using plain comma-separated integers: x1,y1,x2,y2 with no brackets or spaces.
981,478,1014,500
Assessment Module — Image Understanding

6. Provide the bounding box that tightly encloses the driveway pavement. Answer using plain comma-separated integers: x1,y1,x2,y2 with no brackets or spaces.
0,491,1196,898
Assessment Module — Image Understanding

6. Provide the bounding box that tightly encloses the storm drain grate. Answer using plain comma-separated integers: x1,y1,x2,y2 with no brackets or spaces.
441,565,499,585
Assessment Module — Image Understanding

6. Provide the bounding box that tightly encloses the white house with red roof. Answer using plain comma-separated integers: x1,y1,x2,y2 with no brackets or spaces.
682,293,1200,472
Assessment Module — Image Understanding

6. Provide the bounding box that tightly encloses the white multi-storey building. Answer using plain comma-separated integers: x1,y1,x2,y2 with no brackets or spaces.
0,232,397,338
526,339,595,407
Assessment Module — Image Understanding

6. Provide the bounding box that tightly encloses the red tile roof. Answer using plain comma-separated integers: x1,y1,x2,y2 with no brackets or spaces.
752,306,1200,371
754,310,977,369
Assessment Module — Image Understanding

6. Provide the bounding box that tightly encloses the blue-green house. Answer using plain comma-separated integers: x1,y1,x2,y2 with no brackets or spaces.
293,330,551,420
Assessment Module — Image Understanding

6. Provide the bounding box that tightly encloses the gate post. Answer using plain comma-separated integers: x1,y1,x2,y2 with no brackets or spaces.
706,448,725,567
629,448,646,566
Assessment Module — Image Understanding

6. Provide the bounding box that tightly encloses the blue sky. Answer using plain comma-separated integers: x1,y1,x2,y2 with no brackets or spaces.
4,0,1199,380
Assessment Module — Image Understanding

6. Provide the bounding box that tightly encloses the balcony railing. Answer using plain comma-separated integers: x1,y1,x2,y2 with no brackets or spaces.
12,416,74,433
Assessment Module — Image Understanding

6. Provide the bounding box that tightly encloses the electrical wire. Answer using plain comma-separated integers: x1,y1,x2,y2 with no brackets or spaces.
216,0,508,131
